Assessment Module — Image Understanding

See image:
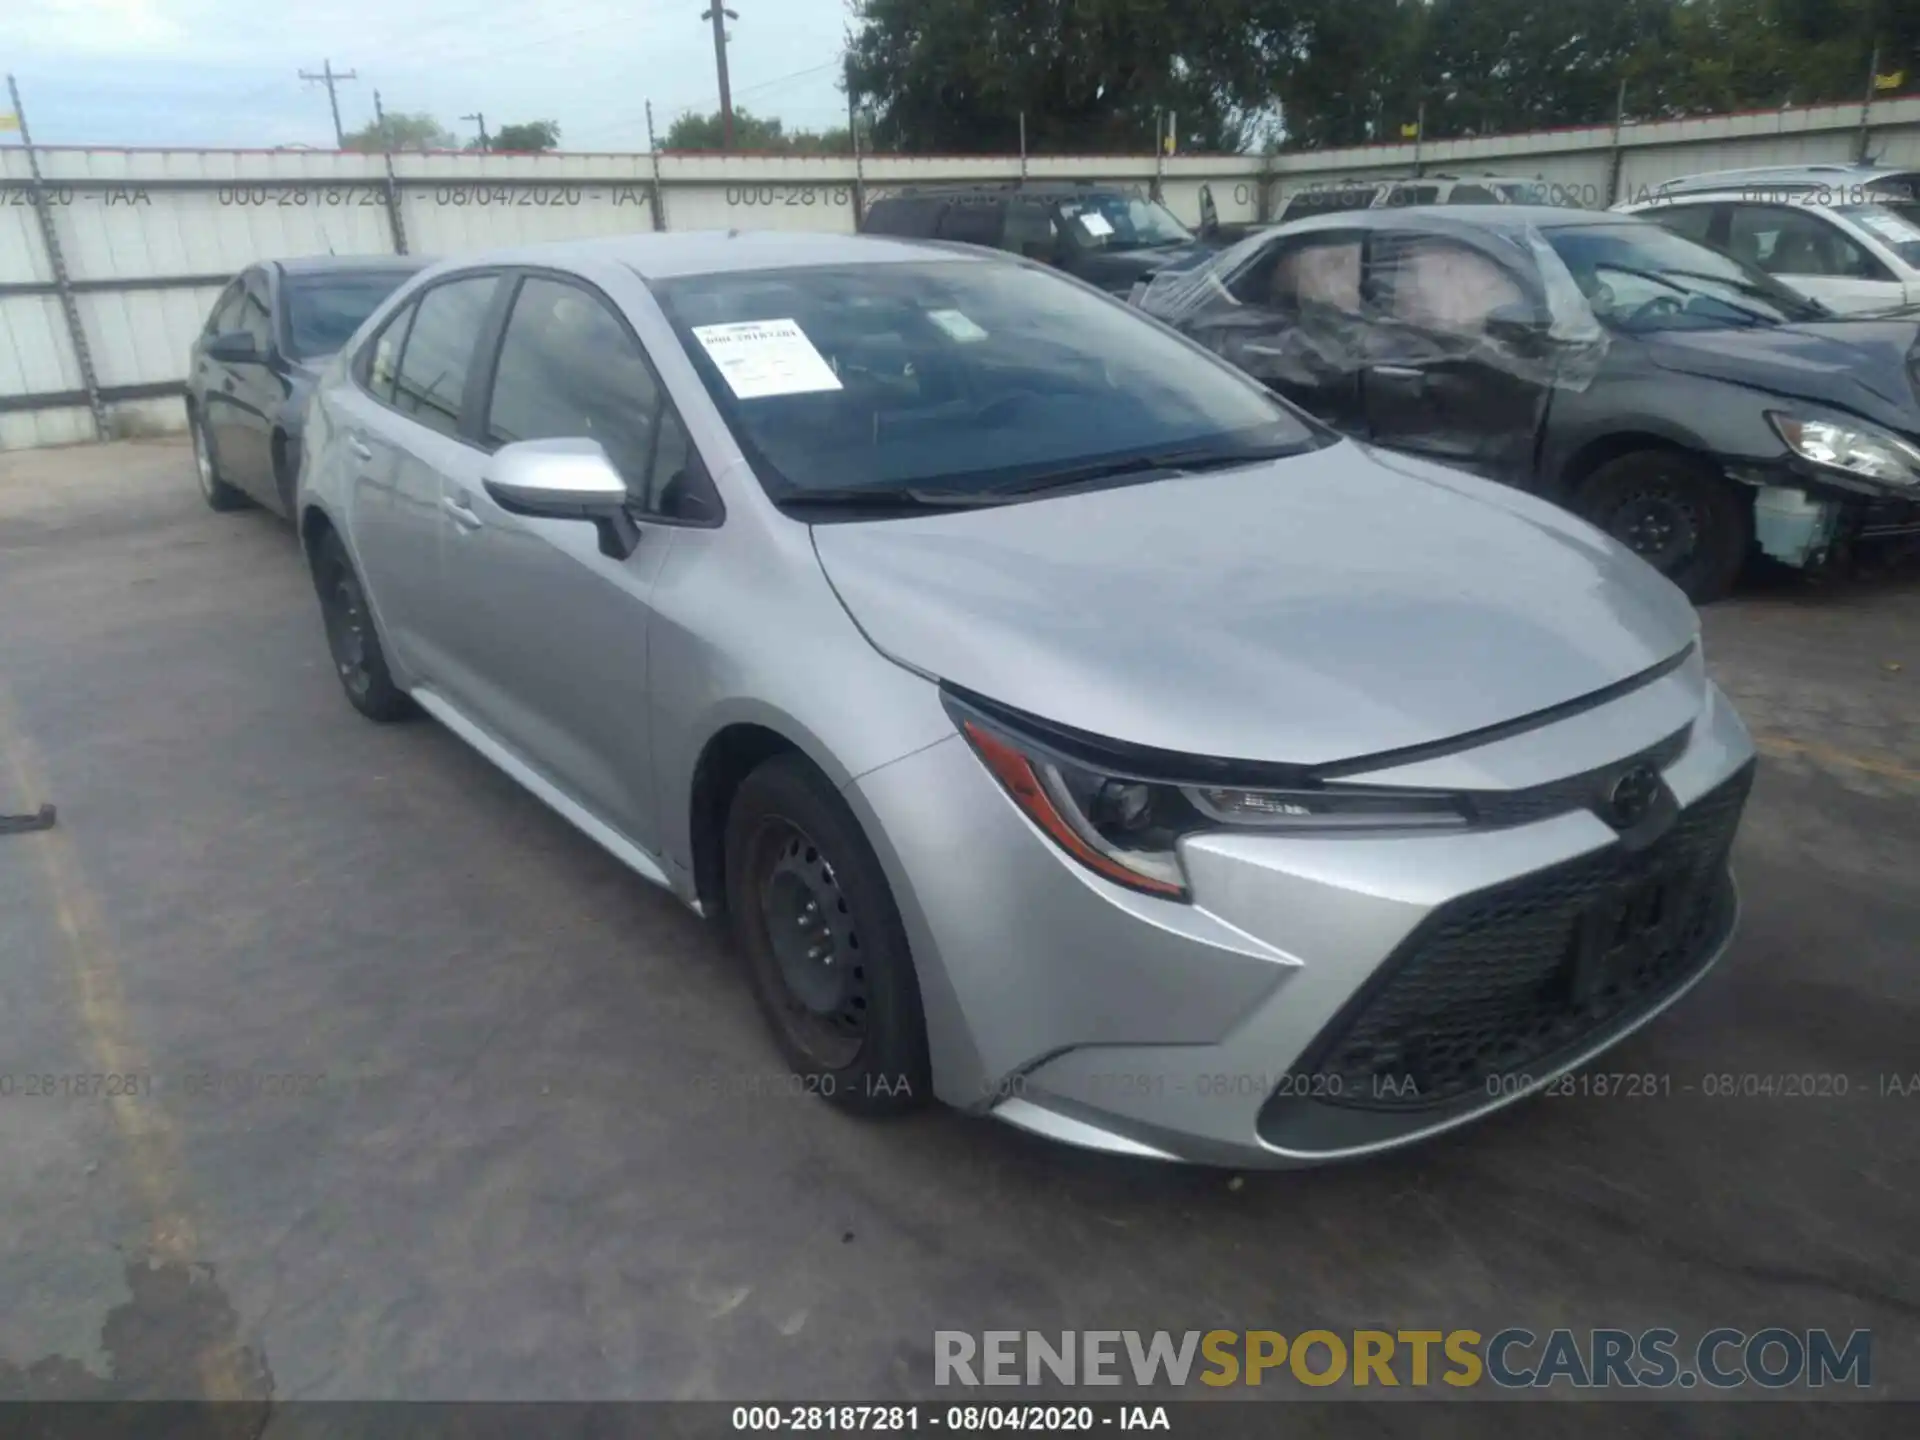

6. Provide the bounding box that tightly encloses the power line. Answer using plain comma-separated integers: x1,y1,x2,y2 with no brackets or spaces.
298,60,357,148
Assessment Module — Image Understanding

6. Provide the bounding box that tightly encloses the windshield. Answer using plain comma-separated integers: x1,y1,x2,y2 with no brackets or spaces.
650,260,1320,503
285,273,417,359
1057,194,1193,252
1841,202,1920,268
1543,222,1829,332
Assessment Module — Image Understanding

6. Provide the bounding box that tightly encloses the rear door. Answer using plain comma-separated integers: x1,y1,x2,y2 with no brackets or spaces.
435,270,719,847
1359,228,1553,481
348,274,505,683
1186,228,1369,432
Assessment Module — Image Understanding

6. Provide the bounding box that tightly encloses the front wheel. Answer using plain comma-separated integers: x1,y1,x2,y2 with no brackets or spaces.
1577,450,1750,603
724,754,931,1116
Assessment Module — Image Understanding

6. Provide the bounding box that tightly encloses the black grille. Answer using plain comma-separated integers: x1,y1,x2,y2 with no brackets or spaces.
1293,761,1752,1112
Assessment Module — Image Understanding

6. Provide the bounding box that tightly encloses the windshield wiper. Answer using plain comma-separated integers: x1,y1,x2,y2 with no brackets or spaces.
776,445,1308,513
991,444,1308,498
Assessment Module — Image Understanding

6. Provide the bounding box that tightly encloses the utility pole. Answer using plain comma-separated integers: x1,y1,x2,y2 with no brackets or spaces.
1858,43,1881,163
299,59,357,148
372,90,409,255
644,101,668,231
846,55,866,228
462,112,489,151
701,3,740,147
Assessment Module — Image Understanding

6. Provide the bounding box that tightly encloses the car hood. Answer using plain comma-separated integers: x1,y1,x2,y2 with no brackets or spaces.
1641,320,1920,435
811,441,1698,767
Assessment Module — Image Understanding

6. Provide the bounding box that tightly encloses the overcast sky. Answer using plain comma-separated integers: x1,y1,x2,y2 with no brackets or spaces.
1,0,855,150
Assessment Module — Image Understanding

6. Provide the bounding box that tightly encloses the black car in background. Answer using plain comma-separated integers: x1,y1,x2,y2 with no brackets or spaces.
187,256,428,518
860,182,1220,296
1135,205,1920,600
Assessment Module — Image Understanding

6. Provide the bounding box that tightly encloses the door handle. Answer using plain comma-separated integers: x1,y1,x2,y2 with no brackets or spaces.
442,493,483,531
348,437,374,462
1370,364,1426,383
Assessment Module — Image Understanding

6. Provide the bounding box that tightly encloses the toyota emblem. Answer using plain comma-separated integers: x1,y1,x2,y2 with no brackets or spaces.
1607,765,1661,827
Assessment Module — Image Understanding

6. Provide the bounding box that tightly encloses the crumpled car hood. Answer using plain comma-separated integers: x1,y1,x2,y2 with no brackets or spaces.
811,441,1698,767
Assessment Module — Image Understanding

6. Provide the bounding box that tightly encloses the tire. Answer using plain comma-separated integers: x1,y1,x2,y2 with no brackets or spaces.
312,532,413,722
191,412,250,513
1576,450,1750,603
724,754,932,1116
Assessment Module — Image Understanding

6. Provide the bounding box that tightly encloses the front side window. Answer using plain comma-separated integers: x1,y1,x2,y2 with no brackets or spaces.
1726,205,1883,280
486,277,668,503
391,276,499,439
237,273,274,352
285,272,419,360
204,281,245,337
650,258,1321,504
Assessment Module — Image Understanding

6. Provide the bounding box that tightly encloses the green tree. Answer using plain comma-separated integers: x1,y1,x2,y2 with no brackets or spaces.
341,111,458,153
662,107,853,153
491,120,562,152
846,0,1253,154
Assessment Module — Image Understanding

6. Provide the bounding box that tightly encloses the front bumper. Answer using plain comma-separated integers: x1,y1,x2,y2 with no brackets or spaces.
846,656,1756,1168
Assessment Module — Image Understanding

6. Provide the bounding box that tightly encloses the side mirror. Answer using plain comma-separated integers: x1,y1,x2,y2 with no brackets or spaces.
482,438,640,560
205,330,260,364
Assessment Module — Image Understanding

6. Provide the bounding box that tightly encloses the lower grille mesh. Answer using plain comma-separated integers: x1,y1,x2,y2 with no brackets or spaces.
1297,762,1753,1111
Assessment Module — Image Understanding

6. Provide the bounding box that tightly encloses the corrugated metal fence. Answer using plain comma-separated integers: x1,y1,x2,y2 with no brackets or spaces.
3,93,1917,450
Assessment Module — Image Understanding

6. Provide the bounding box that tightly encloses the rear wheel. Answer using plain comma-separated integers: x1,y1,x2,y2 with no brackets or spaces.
1577,450,1750,603
191,412,250,512
313,532,412,721
724,754,931,1115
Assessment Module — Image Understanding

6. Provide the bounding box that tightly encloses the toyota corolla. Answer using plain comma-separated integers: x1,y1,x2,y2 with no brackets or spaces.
296,231,1755,1166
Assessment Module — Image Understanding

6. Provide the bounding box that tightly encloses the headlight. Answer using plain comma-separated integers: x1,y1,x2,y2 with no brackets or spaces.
1769,412,1920,487
948,697,1470,900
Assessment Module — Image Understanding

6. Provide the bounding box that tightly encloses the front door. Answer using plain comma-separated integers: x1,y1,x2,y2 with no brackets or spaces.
433,273,704,849
1359,229,1553,482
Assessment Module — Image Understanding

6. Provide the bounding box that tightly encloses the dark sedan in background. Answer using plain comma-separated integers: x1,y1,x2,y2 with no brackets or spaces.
1134,206,1920,601
861,182,1221,296
188,255,428,517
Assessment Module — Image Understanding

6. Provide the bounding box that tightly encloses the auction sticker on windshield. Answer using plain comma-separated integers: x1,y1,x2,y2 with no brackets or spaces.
691,318,843,399
928,308,989,343
1077,211,1116,238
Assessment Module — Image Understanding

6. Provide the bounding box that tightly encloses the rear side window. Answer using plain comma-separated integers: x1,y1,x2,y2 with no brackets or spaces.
362,302,416,406
204,281,245,337
391,276,499,439
1276,186,1378,222
236,271,274,352
937,200,1005,247
1447,183,1499,205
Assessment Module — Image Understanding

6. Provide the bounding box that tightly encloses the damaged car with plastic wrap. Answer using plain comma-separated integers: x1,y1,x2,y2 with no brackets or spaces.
1132,205,1920,600
298,232,1756,1167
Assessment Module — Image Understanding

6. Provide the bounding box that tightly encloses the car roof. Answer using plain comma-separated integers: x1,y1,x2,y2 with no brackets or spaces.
1638,164,1920,198
1271,204,1639,238
271,254,432,277
416,230,987,283
874,181,1134,200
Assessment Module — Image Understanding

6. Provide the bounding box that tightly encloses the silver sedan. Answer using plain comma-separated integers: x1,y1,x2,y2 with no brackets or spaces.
295,231,1756,1167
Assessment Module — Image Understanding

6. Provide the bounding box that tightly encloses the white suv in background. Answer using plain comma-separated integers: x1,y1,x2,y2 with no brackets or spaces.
1272,173,1566,225
1616,165,1920,314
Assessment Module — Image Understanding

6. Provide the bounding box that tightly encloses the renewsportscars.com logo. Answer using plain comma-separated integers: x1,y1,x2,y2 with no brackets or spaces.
934,1328,1873,1391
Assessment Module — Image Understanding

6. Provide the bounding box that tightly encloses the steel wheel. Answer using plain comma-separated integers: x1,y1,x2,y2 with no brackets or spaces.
322,561,375,702
745,817,869,1070
1605,481,1700,575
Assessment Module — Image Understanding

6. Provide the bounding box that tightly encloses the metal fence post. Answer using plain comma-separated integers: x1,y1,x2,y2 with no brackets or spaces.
846,60,867,229
7,74,108,442
1605,78,1629,206
372,90,409,254
644,101,668,232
